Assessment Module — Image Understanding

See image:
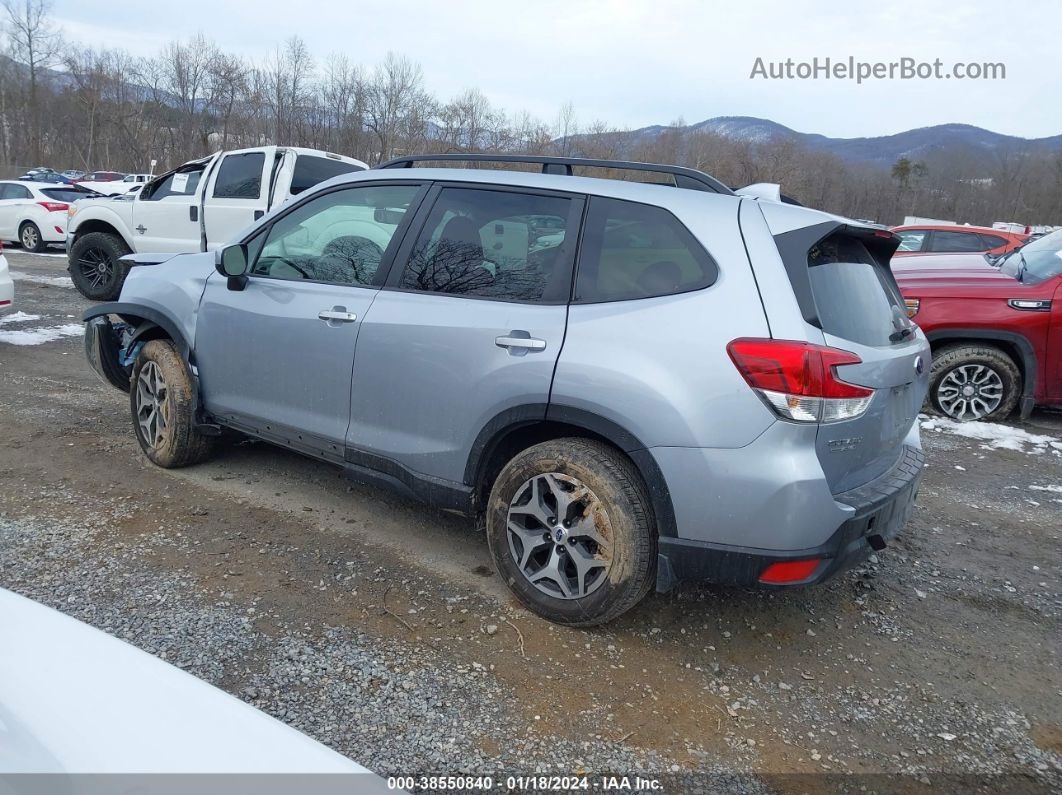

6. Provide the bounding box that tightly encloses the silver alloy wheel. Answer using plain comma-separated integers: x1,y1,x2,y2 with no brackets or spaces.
506,472,613,600
937,363,1004,421
21,224,38,249
135,361,169,449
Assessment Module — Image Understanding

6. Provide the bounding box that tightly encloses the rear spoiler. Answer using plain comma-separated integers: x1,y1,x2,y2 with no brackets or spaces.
736,183,803,206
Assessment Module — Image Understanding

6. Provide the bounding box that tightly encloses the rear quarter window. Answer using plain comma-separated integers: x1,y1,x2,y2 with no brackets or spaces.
575,197,717,303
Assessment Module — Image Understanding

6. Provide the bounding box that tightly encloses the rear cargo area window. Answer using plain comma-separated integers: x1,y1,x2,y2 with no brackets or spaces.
807,234,904,347
575,197,717,303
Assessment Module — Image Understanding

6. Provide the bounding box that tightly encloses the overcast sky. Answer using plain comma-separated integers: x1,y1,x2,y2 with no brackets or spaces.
48,0,1059,139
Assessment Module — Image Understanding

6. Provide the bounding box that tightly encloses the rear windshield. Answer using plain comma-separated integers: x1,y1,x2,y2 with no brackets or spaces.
41,187,97,202
290,156,365,195
808,234,905,347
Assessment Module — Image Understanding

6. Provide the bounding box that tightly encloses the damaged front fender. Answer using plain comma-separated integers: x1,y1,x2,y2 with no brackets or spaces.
84,315,132,392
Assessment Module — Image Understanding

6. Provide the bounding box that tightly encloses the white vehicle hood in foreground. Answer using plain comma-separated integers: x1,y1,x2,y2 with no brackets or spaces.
0,589,371,775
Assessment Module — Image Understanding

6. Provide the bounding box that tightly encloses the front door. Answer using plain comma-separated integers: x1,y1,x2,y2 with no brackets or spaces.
132,157,217,252
348,184,582,483
194,182,426,455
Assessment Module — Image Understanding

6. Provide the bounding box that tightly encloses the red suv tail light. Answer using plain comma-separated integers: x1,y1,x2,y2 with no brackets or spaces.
38,201,69,213
727,338,874,423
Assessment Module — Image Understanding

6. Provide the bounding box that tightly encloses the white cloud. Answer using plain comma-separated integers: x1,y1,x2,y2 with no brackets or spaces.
49,0,1062,138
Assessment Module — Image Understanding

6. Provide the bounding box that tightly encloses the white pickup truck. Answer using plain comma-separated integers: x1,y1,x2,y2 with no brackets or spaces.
66,146,368,299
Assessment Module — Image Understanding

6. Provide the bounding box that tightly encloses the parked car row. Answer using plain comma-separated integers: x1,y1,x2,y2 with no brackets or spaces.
17,167,155,195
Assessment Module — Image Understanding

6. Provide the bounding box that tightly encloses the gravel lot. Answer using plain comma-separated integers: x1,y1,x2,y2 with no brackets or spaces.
1,250,1060,793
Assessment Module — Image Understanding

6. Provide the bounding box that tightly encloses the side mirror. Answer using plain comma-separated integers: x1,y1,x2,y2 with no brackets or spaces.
215,244,248,291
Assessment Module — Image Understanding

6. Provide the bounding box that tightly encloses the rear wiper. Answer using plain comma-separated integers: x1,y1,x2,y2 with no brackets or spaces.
890,326,915,343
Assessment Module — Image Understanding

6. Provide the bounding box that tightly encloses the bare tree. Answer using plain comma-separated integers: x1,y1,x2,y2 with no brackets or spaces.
3,0,61,161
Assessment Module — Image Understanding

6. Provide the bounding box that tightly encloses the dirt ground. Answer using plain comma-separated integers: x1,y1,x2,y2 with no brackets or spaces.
1,250,1059,793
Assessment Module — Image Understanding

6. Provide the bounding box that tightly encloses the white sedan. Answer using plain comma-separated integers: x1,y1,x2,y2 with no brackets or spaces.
0,588,387,784
0,180,101,252
0,246,12,309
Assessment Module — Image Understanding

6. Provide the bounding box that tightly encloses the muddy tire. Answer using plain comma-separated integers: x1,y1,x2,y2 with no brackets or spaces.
69,231,131,301
486,438,656,627
129,340,214,468
928,344,1021,422
19,221,46,253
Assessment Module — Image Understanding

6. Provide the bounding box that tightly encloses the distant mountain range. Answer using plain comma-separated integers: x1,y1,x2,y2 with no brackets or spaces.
574,116,1062,167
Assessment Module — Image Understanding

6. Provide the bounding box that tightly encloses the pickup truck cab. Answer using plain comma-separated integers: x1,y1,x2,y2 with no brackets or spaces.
66,146,368,299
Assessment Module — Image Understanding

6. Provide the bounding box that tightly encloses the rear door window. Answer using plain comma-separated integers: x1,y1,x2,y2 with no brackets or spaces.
929,230,985,252
575,197,717,302
397,187,575,302
1,184,31,199
808,234,905,347
212,152,265,199
290,156,365,195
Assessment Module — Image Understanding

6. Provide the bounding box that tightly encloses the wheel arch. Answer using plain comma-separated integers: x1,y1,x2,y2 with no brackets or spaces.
83,302,192,360
925,328,1037,418
70,217,133,249
466,404,678,537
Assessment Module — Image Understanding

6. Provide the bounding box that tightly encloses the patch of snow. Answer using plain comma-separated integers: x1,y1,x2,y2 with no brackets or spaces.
10,271,74,288
0,323,84,346
0,311,41,325
920,417,1061,455
1029,484,1062,494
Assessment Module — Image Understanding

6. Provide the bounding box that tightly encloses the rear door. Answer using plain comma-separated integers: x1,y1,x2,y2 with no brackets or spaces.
0,183,31,238
806,231,930,492
202,149,275,249
346,183,582,483
195,181,426,452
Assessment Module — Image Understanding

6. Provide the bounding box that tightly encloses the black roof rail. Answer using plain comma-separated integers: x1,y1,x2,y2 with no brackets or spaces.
377,153,735,196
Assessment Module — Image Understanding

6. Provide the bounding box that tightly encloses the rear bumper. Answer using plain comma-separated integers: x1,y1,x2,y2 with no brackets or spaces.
656,444,924,591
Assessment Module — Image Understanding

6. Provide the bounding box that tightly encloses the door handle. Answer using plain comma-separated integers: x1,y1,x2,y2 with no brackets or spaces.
318,309,357,323
495,334,546,351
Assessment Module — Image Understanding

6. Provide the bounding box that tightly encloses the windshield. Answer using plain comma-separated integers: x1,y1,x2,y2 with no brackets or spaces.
998,229,1062,283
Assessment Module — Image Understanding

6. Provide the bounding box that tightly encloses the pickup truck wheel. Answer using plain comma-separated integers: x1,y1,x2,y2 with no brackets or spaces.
928,344,1021,422
69,232,131,301
19,222,46,253
486,438,656,627
129,340,214,468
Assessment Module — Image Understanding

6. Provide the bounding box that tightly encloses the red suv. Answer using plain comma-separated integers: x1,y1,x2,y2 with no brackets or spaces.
896,230,1062,421
892,224,1028,258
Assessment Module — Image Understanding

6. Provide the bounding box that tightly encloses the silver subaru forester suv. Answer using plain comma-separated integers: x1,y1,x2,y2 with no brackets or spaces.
84,154,929,626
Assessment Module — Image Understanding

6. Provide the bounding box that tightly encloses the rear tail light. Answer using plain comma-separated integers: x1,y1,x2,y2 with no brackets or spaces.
727,338,874,423
38,201,69,213
904,298,920,317
758,558,821,584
